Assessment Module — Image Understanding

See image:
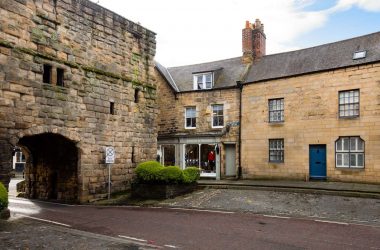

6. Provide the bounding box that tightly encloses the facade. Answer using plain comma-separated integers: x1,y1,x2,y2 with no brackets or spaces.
242,32,380,183
0,0,157,202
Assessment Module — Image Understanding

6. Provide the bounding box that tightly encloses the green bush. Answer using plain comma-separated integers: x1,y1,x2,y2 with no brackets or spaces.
183,167,201,184
135,161,164,183
157,166,183,184
0,182,8,211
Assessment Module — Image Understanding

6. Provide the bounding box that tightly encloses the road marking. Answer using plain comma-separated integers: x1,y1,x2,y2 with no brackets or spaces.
118,235,147,242
263,215,290,219
19,215,71,227
164,244,178,248
314,219,349,225
168,207,234,214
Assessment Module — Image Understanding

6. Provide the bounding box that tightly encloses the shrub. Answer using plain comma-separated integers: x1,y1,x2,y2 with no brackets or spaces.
183,167,201,184
157,166,184,184
0,182,8,211
135,161,164,183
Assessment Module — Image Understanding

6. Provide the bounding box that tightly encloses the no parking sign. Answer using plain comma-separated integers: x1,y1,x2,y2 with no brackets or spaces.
105,147,115,164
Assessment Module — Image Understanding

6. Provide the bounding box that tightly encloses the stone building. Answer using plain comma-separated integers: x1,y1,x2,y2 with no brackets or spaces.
154,20,266,179
242,32,380,183
0,0,157,202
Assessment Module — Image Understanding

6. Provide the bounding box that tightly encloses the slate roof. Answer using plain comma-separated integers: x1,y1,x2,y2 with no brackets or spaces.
157,57,250,92
245,31,380,83
155,61,179,92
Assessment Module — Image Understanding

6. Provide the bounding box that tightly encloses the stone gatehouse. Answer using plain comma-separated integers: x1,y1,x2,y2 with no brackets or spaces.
0,0,157,202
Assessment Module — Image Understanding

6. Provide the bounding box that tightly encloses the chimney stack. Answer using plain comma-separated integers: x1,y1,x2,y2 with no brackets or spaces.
242,19,266,63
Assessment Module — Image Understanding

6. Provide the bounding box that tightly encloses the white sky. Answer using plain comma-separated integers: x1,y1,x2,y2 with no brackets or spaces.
90,0,380,67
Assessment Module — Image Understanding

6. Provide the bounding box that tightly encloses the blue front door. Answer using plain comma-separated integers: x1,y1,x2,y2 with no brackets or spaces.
309,145,326,179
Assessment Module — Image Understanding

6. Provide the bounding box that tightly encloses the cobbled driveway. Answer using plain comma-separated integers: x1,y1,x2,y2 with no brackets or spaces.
158,188,380,226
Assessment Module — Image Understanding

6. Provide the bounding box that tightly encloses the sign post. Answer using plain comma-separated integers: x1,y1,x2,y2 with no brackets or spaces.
105,147,115,199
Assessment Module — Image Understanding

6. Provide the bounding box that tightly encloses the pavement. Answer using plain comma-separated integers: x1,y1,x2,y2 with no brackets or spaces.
198,179,380,199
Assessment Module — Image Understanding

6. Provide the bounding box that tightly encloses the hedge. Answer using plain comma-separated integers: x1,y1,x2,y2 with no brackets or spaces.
135,161,200,185
183,167,201,184
0,182,8,212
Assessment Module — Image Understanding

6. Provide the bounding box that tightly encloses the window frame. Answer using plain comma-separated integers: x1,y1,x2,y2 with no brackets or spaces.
335,136,365,169
269,138,284,163
211,104,224,128
338,89,360,118
185,106,197,129
268,98,284,123
193,72,214,90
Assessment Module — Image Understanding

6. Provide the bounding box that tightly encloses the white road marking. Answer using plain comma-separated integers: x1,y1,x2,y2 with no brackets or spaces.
314,219,349,225
19,215,71,227
168,207,234,214
164,244,178,248
118,235,147,242
263,215,290,219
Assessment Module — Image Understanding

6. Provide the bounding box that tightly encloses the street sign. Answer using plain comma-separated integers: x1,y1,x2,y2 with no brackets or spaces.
105,147,115,164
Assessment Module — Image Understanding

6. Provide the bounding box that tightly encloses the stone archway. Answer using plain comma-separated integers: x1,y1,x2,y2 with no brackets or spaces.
18,133,79,203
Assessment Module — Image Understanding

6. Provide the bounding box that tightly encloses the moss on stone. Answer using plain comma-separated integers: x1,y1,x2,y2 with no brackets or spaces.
0,39,14,48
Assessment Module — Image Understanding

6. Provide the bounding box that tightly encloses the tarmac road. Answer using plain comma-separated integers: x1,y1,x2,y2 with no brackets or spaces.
7,197,380,250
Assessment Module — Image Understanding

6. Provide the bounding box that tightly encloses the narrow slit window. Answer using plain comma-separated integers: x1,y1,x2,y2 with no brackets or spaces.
134,89,140,103
57,68,64,87
110,102,115,115
43,64,52,84
132,146,135,163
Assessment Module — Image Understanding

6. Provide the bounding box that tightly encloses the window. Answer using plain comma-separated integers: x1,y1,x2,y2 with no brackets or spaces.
193,73,213,90
134,89,140,103
43,64,52,84
212,104,224,128
339,90,359,118
269,98,284,122
269,139,284,163
185,107,196,128
110,102,115,115
353,50,366,60
57,68,64,87
336,136,364,168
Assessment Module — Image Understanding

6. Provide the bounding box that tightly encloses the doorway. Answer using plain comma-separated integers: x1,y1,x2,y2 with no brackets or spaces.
309,145,327,180
225,144,236,177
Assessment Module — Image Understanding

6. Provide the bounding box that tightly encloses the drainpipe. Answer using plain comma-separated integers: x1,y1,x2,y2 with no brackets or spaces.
236,80,243,179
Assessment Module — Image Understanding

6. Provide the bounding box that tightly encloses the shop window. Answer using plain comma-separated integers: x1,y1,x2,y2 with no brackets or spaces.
162,145,175,166
185,144,199,167
43,64,52,84
185,144,217,177
336,136,364,168
269,139,284,163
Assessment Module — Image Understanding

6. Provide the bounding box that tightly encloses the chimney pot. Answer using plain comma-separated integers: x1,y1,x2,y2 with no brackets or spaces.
242,19,266,63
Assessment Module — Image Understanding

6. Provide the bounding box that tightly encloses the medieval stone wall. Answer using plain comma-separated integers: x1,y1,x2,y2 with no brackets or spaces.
242,63,380,183
0,0,157,202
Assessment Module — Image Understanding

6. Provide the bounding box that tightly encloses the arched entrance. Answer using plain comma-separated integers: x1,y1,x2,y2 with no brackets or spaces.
18,133,79,203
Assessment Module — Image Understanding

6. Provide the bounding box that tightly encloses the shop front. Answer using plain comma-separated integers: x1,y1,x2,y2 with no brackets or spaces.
158,137,221,180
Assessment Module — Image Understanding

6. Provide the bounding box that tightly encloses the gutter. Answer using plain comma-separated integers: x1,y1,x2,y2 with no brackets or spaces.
236,80,243,179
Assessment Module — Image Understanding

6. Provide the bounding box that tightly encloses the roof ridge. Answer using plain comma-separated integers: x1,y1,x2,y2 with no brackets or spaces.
168,56,242,70
262,31,380,59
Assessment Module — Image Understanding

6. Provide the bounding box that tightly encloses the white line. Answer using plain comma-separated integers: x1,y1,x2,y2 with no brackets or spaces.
314,219,349,225
263,215,290,219
168,207,234,214
20,215,71,227
118,235,147,242
164,244,178,248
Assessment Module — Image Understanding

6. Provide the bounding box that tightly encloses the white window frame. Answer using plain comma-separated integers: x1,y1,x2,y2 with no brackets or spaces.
211,104,224,128
269,139,284,163
335,136,364,168
269,98,284,123
193,73,213,90
339,89,360,118
185,106,196,129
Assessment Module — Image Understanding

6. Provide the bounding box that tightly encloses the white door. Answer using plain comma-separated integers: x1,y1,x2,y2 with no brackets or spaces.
225,144,236,176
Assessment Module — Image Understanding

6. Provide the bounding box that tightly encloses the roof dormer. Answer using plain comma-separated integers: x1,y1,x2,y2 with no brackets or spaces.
193,72,214,90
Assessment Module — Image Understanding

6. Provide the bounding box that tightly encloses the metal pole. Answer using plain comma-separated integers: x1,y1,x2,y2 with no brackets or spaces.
108,164,111,199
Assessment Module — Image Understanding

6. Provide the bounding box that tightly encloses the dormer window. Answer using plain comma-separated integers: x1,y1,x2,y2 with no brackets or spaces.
353,50,366,60
193,73,213,90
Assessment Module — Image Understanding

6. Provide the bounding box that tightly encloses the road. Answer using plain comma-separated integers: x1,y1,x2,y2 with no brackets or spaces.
8,197,380,250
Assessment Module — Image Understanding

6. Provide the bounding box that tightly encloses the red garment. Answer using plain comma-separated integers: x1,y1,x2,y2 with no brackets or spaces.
208,151,215,161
